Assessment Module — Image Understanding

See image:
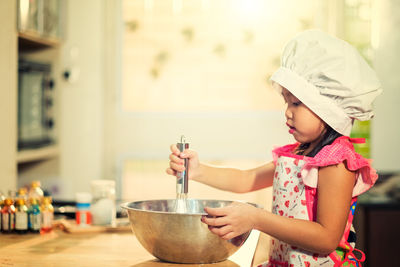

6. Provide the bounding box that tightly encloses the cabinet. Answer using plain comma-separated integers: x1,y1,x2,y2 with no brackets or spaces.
17,31,61,165
353,201,400,267
2,0,105,200
0,0,63,194
17,0,64,191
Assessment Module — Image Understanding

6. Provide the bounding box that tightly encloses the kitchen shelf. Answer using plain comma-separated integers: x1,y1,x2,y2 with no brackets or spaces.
17,145,59,164
18,32,61,51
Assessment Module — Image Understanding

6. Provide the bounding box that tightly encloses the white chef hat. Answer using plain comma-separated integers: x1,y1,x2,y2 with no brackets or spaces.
270,29,382,136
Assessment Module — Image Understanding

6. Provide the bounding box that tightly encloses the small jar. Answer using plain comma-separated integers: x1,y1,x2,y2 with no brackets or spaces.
90,180,116,227
40,196,54,234
29,181,44,204
1,197,15,233
28,197,41,233
75,192,92,227
15,197,28,234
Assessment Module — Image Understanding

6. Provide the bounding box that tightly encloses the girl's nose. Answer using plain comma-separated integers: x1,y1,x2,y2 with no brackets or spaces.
285,106,292,119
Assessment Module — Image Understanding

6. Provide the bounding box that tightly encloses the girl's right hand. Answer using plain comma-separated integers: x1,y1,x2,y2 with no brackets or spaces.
166,144,200,180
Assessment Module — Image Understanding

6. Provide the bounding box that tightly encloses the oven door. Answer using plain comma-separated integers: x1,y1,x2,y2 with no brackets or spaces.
18,60,53,149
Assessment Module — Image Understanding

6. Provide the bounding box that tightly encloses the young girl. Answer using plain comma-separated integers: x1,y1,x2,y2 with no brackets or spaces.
166,30,382,267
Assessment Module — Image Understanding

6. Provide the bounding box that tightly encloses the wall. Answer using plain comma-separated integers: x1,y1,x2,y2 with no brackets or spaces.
0,0,17,193
57,0,105,199
103,0,298,200
371,0,400,173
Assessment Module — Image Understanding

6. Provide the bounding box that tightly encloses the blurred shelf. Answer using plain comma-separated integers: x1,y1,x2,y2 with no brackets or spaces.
18,32,61,51
17,145,59,164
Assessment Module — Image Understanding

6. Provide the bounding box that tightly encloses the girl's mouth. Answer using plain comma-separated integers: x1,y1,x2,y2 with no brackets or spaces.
286,123,296,134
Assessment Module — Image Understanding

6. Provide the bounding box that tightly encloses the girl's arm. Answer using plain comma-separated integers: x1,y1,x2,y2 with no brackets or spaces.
203,162,355,254
195,161,275,193
166,144,275,193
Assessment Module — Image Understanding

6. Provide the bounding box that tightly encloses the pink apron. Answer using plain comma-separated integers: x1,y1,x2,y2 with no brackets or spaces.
258,137,378,267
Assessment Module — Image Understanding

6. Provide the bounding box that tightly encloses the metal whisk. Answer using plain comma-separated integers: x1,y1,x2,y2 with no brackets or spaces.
176,135,189,197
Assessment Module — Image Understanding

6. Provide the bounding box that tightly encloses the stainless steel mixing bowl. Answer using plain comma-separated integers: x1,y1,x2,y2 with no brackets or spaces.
121,199,258,264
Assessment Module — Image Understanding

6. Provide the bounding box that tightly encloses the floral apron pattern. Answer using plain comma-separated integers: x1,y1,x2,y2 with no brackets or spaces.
259,155,365,267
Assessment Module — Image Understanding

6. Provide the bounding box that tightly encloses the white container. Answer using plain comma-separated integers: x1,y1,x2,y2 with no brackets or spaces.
90,180,116,227
75,192,92,227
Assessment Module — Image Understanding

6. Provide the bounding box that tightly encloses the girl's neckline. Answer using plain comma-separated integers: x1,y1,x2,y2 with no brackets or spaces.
279,136,355,160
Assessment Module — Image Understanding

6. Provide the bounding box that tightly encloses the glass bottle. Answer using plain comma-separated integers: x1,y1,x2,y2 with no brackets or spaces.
0,191,5,207
90,180,116,227
29,181,44,204
28,198,41,233
0,191,5,232
40,196,54,234
14,197,28,234
1,196,16,233
17,187,28,200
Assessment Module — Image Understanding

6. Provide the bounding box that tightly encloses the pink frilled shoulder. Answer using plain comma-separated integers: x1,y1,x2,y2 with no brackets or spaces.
302,136,378,197
272,137,378,197
272,143,301,165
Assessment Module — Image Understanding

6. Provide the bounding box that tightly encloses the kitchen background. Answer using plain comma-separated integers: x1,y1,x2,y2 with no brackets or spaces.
0,0,399,265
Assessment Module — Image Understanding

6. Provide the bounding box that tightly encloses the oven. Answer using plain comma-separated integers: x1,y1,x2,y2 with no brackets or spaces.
18,60,55,149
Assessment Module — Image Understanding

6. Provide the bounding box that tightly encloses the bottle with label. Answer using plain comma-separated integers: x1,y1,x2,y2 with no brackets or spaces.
28,198,41,233
29,181,44,204
1,196,16,233
14,197,28,234
40,196,54,234
75,192,92,227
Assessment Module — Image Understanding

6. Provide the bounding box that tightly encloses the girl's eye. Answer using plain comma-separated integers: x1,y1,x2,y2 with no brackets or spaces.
293,101,302,106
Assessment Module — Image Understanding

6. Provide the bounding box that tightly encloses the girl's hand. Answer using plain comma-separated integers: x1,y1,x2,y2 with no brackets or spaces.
166,144,201,180
201,202,258,240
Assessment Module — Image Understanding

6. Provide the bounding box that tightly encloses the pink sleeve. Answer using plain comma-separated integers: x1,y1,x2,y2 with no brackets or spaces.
272,143,299,165
302,137,378,197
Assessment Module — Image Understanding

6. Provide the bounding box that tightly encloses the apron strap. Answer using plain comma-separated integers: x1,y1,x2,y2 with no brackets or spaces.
338,248,366,267
348,137,366,144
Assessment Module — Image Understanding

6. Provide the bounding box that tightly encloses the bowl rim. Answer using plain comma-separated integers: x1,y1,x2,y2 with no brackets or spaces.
120,198,262,215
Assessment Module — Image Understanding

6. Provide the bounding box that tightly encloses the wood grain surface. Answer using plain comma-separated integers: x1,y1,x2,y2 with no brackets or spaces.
0,230,240,267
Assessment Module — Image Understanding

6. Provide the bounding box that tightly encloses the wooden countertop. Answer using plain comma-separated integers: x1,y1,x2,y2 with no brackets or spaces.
0,228,268,267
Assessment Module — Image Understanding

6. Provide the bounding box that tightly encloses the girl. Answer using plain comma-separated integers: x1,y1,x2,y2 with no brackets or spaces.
166,30,382,267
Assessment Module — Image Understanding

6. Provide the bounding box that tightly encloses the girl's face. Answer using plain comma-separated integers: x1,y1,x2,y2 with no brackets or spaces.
281,87,326,151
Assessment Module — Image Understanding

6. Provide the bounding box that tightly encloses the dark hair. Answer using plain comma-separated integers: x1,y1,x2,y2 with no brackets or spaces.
295,125,342,157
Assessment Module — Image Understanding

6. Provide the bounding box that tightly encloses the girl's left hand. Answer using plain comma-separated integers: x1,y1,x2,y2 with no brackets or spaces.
201,202,258,240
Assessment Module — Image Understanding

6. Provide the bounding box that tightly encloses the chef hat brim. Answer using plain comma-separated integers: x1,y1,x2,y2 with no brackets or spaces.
271,67,353,136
